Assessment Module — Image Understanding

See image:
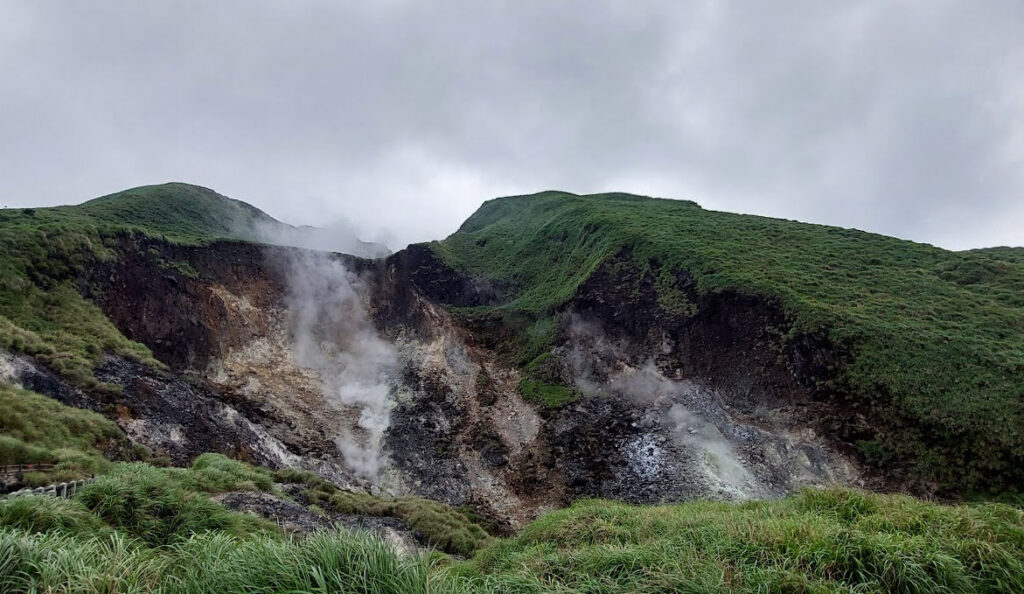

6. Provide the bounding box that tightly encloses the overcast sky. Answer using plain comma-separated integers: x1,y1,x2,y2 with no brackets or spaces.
1,1,1022,250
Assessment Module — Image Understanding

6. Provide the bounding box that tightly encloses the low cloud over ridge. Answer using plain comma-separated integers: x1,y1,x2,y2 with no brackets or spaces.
1,1,1021,250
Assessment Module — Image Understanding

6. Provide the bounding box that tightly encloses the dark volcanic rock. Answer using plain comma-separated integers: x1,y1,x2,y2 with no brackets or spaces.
387,365,473,505
213,491,420,554
93,356,299,467
3,231,865,528
549,395,704,503
1,351,303,469
213,491,329,534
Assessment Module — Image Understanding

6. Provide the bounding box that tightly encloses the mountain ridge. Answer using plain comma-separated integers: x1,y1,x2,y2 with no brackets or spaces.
3,183,1022,495
432,190,1024,494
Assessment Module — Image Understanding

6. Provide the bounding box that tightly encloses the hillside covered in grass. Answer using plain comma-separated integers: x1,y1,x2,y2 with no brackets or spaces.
434,191,1024,495
0,183,284,391
1,184,1023,592
0,383,140,485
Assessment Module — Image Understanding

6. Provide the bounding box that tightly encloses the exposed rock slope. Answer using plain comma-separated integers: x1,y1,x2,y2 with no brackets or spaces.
3,185,1019,530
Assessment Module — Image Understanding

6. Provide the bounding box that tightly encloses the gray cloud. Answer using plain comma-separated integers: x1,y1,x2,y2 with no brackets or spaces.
0,0,1021,250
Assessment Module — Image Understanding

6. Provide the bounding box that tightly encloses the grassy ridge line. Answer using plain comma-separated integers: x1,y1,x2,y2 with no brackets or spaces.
433,191,1024,493
76,182,279,244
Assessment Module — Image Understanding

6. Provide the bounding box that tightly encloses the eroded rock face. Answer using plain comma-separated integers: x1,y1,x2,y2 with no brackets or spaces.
0,350,304,469
34,238,865,529
540,315,862,503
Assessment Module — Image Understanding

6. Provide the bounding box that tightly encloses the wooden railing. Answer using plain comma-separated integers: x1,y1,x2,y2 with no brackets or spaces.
0,463,57,478
1,464,96,499
5,478,95,499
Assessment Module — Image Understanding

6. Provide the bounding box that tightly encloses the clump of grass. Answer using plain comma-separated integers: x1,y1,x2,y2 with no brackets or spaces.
288,473,491,557
272,466,325,486
170,452,277,494
0,527,442,594
517,352,576,408
162,529,438,593
0,528,164,593
0,496,109,537
451,488,1024,593
76,462,275,546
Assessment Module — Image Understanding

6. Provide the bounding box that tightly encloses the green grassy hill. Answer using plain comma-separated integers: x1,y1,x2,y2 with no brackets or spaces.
1,185,1023,592
75,182,281,242
0,183,284,392
434,191,1024,495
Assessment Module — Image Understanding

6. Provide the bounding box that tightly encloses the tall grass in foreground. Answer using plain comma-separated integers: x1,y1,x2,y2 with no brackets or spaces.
1,488,1022,593
74,460,277,546
0,528,441,594
449,488,1024,593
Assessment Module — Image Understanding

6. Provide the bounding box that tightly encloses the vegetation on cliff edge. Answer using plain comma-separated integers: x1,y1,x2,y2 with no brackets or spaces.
0,183,280,391
434,191,1024,495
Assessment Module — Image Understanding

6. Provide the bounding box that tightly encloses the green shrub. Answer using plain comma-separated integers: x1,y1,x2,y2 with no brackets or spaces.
517,352,576,409
0,496,108,537
175,453,276,493
298,475,491,556
273,467,325,486
76,463,274,546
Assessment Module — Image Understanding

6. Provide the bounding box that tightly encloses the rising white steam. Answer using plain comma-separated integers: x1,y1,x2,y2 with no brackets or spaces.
278,249,397,480
567,318,759,497
666,402,755,495
606,363,756,495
